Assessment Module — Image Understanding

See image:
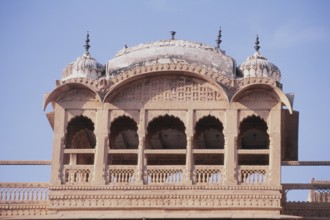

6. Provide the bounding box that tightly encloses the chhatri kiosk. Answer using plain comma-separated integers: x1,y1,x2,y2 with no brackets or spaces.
1,31,329,219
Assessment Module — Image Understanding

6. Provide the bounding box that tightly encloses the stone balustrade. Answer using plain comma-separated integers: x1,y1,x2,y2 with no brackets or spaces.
108,165,135,183
147,166,184,184
238,166,268,185
194,166,223,184
63,165,93,184
0,183,49,203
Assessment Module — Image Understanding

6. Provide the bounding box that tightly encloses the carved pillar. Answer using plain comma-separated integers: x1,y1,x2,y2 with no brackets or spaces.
93,109,109,185
185,136,193,184
185,109,194,184
50,104,65,185
223,109,238,185
137,108,146,184
269,108,281,186
136,136,145,184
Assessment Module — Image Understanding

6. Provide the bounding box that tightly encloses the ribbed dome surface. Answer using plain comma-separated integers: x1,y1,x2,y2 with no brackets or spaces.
239,52,281,81
62,53,104,80
106,39,236,78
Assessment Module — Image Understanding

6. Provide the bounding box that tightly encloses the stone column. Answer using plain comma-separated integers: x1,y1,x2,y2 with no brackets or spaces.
136,136,145,184
50,104,65,185
137,108,146,184
185,109,194,184
93,109,109,185
223,109,238,185
269,108,281,186
185,136,193,184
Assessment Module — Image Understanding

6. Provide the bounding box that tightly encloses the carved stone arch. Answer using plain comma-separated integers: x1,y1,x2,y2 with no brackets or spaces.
104,70,230,104
43,82,101,111
109,115,139,149
195,111,225,126
145,114,187,149
110,110,139,125
231,83,293,114
194,115,225,149
239,111,270,125
238,115,269,150
147,110,187,131
66,110,97,129
65,114,96,160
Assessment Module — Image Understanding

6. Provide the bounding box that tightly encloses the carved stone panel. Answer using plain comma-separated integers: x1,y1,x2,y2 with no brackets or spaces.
111,76,225,103
58,89,97,103
238,89,278,103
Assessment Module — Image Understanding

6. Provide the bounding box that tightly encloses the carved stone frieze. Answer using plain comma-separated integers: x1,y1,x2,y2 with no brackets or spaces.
48,193,281,209
0,204,48,217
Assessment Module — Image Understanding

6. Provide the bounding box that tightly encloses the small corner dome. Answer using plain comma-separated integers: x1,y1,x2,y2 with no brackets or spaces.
62,53,104,80
61,32,105,81
239,36,281,82
239,51,281,82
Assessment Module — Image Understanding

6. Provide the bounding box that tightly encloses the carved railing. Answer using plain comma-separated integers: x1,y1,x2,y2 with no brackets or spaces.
282,183,330,218
107,165,135,184
0,182,49,204
63,165,93,184
238,166,268,185
194,165,223,184
147,166,185,184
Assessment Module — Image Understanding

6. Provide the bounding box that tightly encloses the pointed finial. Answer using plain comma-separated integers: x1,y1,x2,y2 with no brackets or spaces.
216,27,222,48
84,31,90,55
254,34,260,52
170,31,176,40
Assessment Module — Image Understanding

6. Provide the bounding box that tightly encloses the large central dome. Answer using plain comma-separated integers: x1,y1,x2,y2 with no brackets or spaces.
106,39,236,78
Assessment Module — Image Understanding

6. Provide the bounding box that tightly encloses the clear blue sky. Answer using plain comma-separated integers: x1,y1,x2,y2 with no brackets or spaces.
0,0,329,200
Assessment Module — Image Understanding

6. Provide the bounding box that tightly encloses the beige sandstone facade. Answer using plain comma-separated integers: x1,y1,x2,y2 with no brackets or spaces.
1,33,329,219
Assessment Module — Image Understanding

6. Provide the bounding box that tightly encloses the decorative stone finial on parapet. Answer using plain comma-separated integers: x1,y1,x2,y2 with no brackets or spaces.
216,27,222,49
84,31,91,55
170,31,176,40
254,34,260,52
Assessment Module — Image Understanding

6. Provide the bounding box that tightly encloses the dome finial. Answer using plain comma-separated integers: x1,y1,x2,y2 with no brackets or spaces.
170,31,176,40
216,27,222,49
84,31,91,55
254,34,260,52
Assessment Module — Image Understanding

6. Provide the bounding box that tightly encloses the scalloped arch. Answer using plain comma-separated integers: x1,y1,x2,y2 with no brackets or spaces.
231,83,293,114
43,82,101,111
147,114,186,132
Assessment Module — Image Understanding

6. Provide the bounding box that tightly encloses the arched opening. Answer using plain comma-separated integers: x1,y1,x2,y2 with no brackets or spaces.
146,115,186,150
193,115,224,166
109,116,138,149
146,115,186,166
65,115,96,165
194,115,224,149
238,115,269,166
238,115,269,149
108,116,138,165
